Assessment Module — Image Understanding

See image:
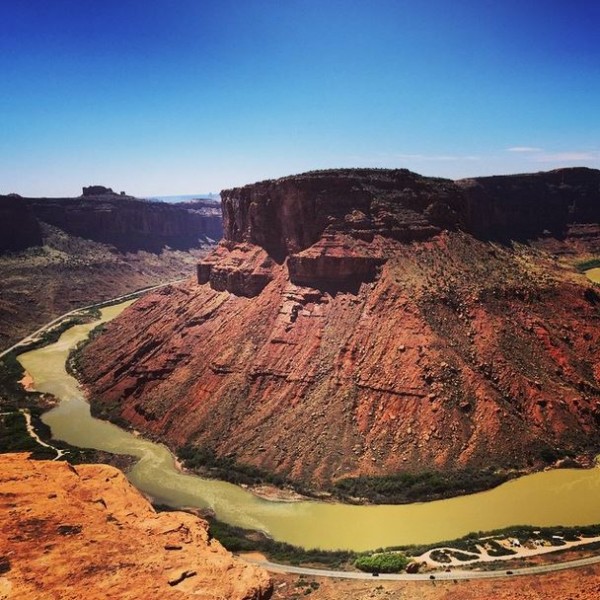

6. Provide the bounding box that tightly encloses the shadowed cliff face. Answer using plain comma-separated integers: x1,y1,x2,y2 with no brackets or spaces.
0,197,42,252
0,192,222,255
80,168,600,490
458,167,600,242
29,195,222,253
220,167,600,254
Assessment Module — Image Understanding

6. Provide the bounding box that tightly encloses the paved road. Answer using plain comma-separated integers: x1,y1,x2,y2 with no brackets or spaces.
0,278,185,359
244,553,600,581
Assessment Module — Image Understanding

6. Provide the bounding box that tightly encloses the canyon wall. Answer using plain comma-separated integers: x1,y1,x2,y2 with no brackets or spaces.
0,190,222,350
459,167,600,241
80,168,600,491
220,169,462,257
201,167,600,296
29,194,222,253
0,191,222,255
0,196,42,252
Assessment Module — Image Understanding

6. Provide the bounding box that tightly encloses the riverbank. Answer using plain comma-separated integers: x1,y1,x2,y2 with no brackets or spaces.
0,284,180,468
8,287,600,555
133,432,594,507
206,513,600,573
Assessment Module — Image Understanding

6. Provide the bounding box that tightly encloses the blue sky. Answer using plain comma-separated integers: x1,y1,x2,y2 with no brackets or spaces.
1,0,598,196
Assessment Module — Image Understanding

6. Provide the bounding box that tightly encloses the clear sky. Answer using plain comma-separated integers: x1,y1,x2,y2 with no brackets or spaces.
1,0,598,196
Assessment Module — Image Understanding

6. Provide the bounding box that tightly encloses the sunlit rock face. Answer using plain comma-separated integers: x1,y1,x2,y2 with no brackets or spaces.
201,168,463,295
81,168,600,491
0,453,272,600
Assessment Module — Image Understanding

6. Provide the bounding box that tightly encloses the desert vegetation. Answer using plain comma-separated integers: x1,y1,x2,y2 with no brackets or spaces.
354,552,410,573
333,468,511,503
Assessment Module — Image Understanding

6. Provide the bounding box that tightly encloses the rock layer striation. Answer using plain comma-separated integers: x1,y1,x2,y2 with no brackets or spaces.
0,190,222,255
29,193,222,253
80,168,600,490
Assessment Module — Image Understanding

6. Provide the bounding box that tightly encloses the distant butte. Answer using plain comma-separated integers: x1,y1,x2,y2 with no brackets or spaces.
81,184,118,196
79,167,600,499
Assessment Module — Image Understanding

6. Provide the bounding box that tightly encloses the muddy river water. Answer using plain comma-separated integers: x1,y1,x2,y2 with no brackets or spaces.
17,300,600,552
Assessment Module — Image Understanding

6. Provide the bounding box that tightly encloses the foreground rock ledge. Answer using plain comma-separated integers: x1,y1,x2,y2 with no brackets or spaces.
0,454,272,600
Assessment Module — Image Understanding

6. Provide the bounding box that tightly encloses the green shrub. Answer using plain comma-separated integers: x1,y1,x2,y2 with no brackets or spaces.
485,540,516,557
0,411,55,458
178,444,287,488
576,258,600,272
333,467,509,503
430,549,451,563
205,518,355,568
448,549,479,561
354,552,409,573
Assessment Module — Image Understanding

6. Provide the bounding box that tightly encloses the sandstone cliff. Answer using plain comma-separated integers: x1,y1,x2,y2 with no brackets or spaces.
79,168,600,492
29,194,222,253
0,453,271,600
458,167,600,243
1,192,222,255
201,169,462,296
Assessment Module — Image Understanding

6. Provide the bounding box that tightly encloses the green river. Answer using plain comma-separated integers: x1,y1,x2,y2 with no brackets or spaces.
17,300,600,552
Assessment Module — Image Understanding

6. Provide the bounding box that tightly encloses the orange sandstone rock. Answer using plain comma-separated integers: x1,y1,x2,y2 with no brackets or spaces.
0,454,271,600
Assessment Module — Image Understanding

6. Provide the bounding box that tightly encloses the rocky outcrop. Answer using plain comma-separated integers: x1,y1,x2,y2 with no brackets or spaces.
0,453,271,600
201,169,463,295
0,196,42,252
82,185,117,196
80,168,600,490
287,234,386,290
197,244,278,297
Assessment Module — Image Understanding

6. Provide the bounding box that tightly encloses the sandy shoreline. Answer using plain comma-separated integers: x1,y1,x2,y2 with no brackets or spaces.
18,371,34,391
419,534,600,567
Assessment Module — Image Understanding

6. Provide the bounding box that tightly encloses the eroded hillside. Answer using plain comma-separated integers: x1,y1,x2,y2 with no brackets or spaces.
79,168,600,495
0,190,222,350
